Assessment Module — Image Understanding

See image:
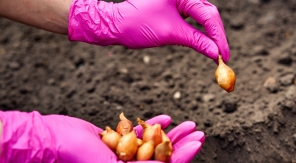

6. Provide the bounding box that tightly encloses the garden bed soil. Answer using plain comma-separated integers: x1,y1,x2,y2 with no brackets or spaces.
0,0,296,162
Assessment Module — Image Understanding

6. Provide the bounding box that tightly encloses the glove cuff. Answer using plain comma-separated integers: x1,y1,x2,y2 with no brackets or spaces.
0,111,57,162
68,0,119,46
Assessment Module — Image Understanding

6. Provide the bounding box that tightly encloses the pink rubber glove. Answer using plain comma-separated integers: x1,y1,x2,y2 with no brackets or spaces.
68,0,230,63
0,110,204,163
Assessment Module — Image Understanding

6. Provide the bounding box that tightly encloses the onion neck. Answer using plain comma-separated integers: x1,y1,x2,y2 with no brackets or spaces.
218,55,224,65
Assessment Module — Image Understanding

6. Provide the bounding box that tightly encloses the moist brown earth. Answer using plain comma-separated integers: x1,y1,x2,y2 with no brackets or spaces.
0,0,296,162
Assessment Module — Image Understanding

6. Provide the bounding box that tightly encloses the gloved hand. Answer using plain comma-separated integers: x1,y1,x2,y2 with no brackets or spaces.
0,110,205,163
68,0,230,63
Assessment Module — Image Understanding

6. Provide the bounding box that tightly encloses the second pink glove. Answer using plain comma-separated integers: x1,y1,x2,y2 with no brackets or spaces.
0,110,205,163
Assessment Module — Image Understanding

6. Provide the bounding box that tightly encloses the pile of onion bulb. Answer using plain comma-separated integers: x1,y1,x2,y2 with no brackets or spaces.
99,112,173,162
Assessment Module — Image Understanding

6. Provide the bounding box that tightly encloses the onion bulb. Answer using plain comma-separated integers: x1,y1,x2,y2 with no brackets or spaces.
215,55,236,92
116,130,139,161
161,130,173,150
137,118,162,147
154,141,173,162
116,112,133,135
136,140,155,161
100,126,121,151
161,130,170,142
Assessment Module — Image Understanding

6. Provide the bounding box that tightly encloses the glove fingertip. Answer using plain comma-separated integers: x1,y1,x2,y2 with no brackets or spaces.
145,115,172,129
173,131,205,150
171,141,202,163
167,121,196,137
220,49,230,63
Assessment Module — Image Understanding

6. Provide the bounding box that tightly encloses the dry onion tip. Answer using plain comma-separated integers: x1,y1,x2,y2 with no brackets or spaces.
137,118,163,147
116,130,139,161
215,55,236,93
137,117,152,128
116,112,133,135
100,126,121,151
136,140,155,161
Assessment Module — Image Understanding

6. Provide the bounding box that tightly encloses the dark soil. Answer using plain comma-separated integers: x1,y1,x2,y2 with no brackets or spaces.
0,0,296,162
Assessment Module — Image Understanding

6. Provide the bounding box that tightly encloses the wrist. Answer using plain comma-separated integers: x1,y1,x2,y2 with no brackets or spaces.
68,0,119,45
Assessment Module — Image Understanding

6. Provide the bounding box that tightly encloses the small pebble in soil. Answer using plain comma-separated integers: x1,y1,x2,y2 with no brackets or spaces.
279,73,295,86
143,55,150,64
277,114,286,126
227,135,234,142
173,91,181,99
237,137,246,146
258,12,275,26
282,100,296,111
119,68,128,74
252,45,269,56
116,106,123,110
230,17,244,30
263,77,279,93
8,62,20,70
222,96,238,113
277,52,292,66
47,78,55,85
285,86,296,99
251,56,264,63
60,82,68,89
132,81,150,91
202,94,215,102
86,84,96,93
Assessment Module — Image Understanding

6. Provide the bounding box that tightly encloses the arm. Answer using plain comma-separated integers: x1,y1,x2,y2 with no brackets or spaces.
0,0,71,34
